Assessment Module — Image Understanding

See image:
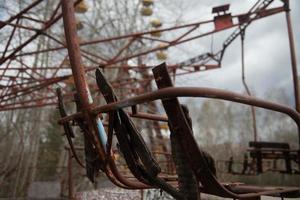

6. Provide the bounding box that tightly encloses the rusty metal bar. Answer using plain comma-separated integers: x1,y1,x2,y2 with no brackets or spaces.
129,112,168,122
0,0,43,29
61,0,107,164
285,1,299,113
91,87,300,128
14,6,284,60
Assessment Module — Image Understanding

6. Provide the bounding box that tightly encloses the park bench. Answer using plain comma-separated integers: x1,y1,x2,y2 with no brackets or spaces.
247,141,299,174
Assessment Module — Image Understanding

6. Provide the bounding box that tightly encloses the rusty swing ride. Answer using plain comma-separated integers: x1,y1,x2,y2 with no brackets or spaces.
0,0,300,199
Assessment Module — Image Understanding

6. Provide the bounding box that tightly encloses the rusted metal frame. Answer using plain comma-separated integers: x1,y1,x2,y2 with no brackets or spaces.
40,33,105,75
58,110,167,126
59,85,300,146
0,76,69,103
284,3,300,168
81,49,109,63
42,32,107,65
182,6,284,69
11,17,219,59
152,64,300,199
220,2,281,62
20,15,45,24
177,67,194,73
109,37,138,63
170,24,200,45
0,75,55,90
0,85,47,105
0,102,56,111
106,25,242,67
80,51,104,65
77,47,108,64
0,74,33,81
85,19,214,46
0,66,70,71
129,112,168,122
78,64,218,71
0,70,21,98
0,76,67,100
248,0,262,13
284,0,299,113
2,18,20,58
0,0,79,65
41,32,65,46
176,53,210,69
15,58,46,79
13,46,66,58
2,5,276,95
75,19,214,48
48,1,62,22
48,22,238,70
0,20,40,32
0,7,286,110
0,79,16,100
12,6,274,60
53,55,69,78
61,0,107,176
91,87,300,129
170,69,219,78
0,0,43,30
0,16,58,65
0,75,162,110
0,58,13,80
138,36,170,44
12,19,212,58
23,70,39,81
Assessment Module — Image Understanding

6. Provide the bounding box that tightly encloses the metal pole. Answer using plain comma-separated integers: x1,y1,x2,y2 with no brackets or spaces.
285,1,299,113
61,0,91,109
284,0,300,168
61,0,107,159
240,29,257,142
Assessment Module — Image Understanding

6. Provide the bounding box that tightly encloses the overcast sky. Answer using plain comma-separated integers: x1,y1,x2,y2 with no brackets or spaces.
159,0,300,107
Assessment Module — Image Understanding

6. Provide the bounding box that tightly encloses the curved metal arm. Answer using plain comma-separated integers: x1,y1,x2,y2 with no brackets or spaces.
90,86,300,150
91,87,300,127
